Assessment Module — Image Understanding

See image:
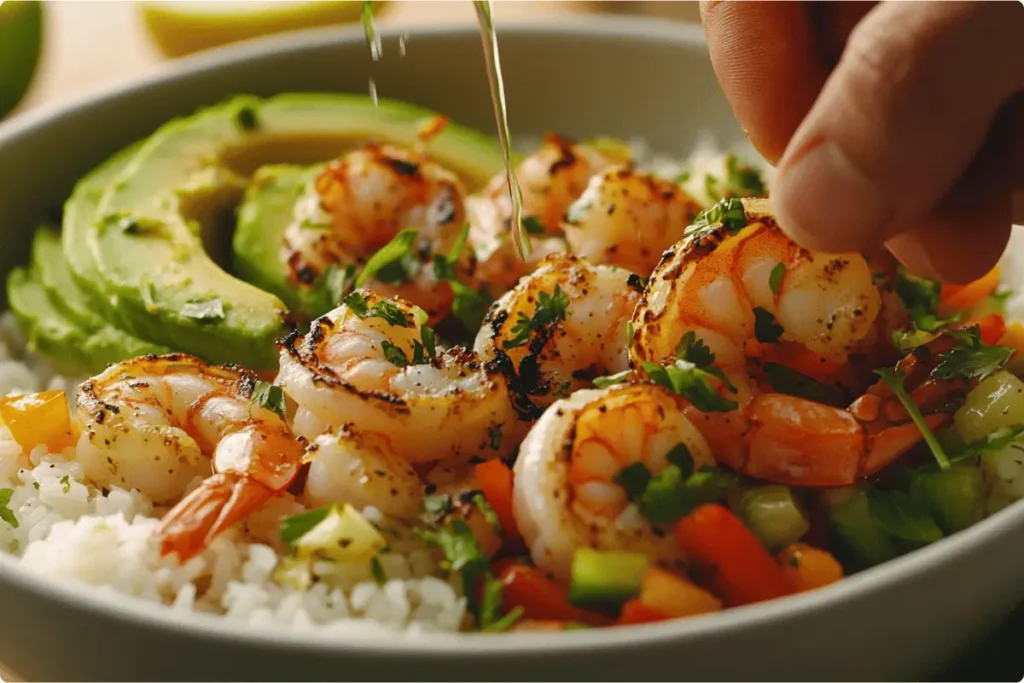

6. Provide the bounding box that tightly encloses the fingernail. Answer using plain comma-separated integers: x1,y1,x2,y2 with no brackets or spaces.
773,141,890,252
885,234,943,282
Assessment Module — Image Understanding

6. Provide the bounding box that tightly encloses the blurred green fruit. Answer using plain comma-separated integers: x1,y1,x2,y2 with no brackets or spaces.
0,0,43,118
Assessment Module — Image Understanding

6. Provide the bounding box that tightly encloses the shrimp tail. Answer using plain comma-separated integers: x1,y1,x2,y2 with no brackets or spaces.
156,472,275,561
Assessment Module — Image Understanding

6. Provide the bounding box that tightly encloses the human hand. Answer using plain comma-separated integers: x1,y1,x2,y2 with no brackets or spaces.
700,1,1024,283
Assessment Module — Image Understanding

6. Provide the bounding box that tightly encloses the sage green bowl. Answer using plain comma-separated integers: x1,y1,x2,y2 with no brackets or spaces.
0,17,1021,682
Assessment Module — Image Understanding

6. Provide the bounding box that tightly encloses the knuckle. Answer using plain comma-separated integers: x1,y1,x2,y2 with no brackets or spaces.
840,18,922,107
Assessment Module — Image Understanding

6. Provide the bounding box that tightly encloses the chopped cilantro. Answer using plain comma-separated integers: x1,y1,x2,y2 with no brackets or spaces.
753,307,783,343
251,380,287,418
665,443,694,478
416,519,488,574
895,268,960,332
502,285,570,349
59,475,71,494
593,370,630,388
370,556,386,586
316,263,357,306
479,572,524,632
235,104,258,131
674,169,691,184
433,223,471,282
769,262,786,295
704,173,720,202
613,462,652,501
279,507,330,547
522,216,546,235
356,228,419,287
875,368,950,470
181,297,225,321
685,197,747,240
675,331,736,391
932,325,1013,382
473,493,502,533
951,425,1024,463
450,280,491,333
0,489,17,528
343,291,412,327
381,340,409,367
762,362,841,405
892,328,939,354
866,486,943,544
422,493,453,524
724,153,766,198
641,360,739,412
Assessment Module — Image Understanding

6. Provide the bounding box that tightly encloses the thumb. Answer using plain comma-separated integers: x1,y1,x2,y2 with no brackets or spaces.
772,2,1024,257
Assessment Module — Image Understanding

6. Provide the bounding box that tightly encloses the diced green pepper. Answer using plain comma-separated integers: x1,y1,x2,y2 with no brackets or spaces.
729,484,809,551
568,548,648,607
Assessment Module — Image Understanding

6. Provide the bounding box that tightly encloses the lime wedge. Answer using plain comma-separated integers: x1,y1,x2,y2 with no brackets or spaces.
140,1,388,57
0,0,43,118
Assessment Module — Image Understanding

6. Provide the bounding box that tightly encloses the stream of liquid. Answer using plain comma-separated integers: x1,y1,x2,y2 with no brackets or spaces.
360,0,530,260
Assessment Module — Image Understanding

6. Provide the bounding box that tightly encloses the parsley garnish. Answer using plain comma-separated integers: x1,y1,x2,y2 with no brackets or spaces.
433,223,471,282
473,493,502,533
356,228,419,287
279,507,330,547
769,262,786,295
235,104,258,131
59,475,71,494
724,153,766,198
422,494,453,524
449,280,491,333
674,169,691,184
613,462,651,500
381,340,409,367
951,425,1024,463
370,556,386,586
416,519,489,574
895,268,960,332
0,489,17,528
642,360,738,412
593,370,630,388
932,325,1013,382
684,197,747,240
502,285,570,349
614,459,736,525
181,297,225,322
522,216,545,235
674,331,736,391
251,380,286,418
866,486,943,544
753,307,783,343
343,291,412,327
875,368,950,470
762,362,841,405
315,263,357,306
892,328,939,354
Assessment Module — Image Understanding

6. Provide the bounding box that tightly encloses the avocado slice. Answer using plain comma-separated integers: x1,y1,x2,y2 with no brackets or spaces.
30,226,170,368
233,163,337,318
90,93,504,370
7,266,90,376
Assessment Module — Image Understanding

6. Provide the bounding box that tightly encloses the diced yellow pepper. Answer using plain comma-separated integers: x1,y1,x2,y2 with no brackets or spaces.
1000,321,1024,375
295,504,386,562
0,390,75,453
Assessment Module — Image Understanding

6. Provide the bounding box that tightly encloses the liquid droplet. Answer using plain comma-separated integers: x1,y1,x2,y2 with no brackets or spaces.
399,34,408,58
369,77,378,107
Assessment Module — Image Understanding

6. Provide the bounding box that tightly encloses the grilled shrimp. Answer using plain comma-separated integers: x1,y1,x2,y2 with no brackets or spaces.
277,290,522,464
468,136,622,294
513,383,716,582
632,198,882,371
562,167,703,277
283,143,469,321
630,198,965,486
303,425,424,518
75,354,305,561
474,253,642,413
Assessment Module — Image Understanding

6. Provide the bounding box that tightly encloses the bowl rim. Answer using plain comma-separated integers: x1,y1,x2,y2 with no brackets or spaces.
1,14,1023,658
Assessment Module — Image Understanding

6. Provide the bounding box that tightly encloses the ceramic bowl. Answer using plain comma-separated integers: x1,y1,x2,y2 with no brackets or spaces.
0,17,1021,682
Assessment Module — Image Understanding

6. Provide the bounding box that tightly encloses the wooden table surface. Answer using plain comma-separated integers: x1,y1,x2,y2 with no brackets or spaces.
15,0,701,117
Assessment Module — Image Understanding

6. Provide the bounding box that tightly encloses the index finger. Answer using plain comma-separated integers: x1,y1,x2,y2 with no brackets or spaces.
700,1,830,164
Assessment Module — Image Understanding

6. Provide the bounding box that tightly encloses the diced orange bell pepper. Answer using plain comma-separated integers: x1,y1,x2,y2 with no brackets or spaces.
940,265,1001,314
971,313,1006,346
475,459,522,546
640,567,722,618
0,390,75,452
777,543,844,592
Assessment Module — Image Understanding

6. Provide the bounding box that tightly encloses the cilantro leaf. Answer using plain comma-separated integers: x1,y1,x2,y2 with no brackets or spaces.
724,154,766,198
381,340,410,367
931,325,1013,382
343,292,412,328
433,223,471,282
613,462,652,501
479,572,524,632
472,493,502,533
501,285,570,349
753,307,783,343
674,331,736,392
762,362,842,405
60,474,71,494
684,197,747,240
642,360,739,412
235,104,258,131
951,425,1024,462
866,486,943,544
422,494,453,524
416,519,489,573
665,443,694,479
875,368,951,470
895,268,960,332
449,280,491,334
356,228,419,287
0,489,17,528
280,507,330,547
522,216,546,235
892,328,939,354
769,262,786,295
639,466,690,524
251,380,287,418
370,556,386,586
315,264,357,306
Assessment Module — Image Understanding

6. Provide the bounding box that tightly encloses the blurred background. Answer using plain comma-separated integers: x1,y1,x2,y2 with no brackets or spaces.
0,0,702,120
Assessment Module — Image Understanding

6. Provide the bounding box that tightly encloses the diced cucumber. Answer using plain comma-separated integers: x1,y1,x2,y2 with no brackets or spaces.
568,548,648,607
912,466,983,535
729,484,809,551
824,487,899,568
